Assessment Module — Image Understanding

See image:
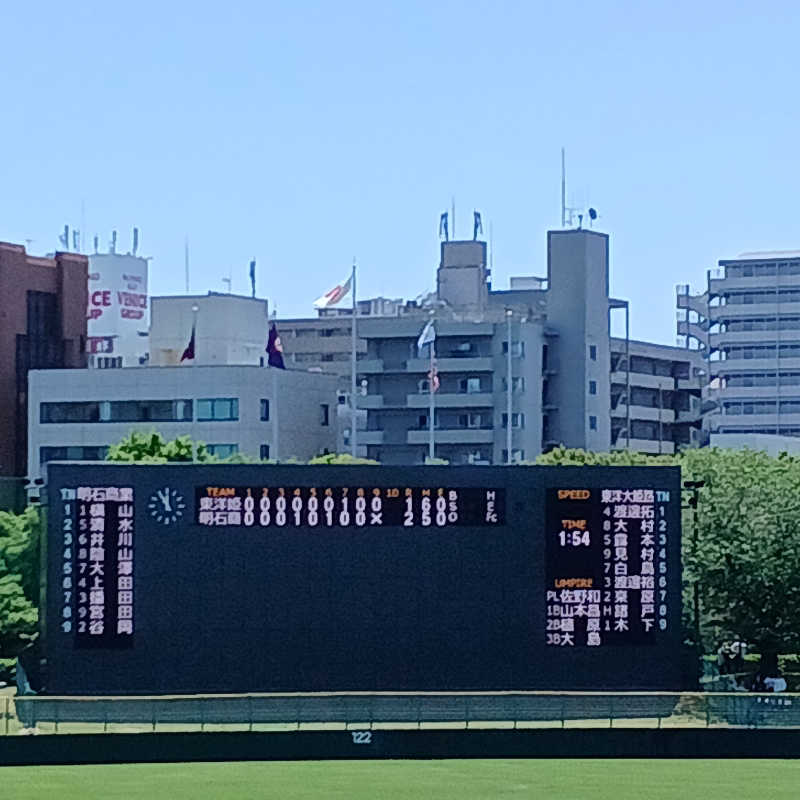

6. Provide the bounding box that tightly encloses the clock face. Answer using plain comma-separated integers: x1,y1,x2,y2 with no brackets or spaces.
147,487,186,526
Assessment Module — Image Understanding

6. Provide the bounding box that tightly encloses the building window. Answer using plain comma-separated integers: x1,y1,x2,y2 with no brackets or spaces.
206,443,238,458
40,400,192,424
458,413,483,428
196,398,239,421
418,379,430,393
502,448,525,463
589,345,597,361
589,380,597,395
502,341,524,357
501,413,524,429
40,445,109,464
320,403,330,426
260,399,270,421
589,415,597,430
260,445,270,460
502,376,525,392
459,377,482,394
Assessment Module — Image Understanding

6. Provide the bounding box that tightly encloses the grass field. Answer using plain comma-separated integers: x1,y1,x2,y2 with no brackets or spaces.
1,759,799,799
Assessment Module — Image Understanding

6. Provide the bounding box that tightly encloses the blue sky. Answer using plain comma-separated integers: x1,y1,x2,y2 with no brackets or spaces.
2,1,799,342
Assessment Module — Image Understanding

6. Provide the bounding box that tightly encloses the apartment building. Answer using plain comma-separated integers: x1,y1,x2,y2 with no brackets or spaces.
678,250,800,443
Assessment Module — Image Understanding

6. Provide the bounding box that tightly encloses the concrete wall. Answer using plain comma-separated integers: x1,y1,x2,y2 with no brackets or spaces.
546,230,611,451
28,366,338,480
149,294,269,366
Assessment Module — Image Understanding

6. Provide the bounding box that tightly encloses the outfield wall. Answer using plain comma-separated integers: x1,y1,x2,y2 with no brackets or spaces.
2,729,800,766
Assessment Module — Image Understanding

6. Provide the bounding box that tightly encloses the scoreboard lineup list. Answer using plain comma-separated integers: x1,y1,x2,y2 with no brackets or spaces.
46,464,682,693
58,485,136,648
545,487,672,647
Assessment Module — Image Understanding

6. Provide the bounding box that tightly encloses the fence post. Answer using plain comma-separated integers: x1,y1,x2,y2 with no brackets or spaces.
200,697,205,732
609,696,614,729
560,694,566,729
705,695,710,728
54,701,59,734
248,696,253,733
152,699,157,732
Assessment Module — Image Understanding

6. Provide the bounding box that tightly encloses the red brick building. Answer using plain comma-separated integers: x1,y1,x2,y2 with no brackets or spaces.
0,242,87,477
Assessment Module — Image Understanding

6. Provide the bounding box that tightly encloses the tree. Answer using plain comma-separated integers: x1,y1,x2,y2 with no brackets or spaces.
106,431,213,463
0,508,40,661
679,447,800,664
107,432,377,465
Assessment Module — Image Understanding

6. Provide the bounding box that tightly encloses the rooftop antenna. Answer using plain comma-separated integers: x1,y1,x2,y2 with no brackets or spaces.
72,230,80,251
184,237,190,293
110,230,117,254
561,147,566,228
80,199,86,253
59,225,69,251
588,208,598,228
132,227,139,256
222,272,232,293
93,235,99,254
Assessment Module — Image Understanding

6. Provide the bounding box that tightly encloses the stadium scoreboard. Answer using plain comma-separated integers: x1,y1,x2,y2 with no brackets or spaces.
45,464,682,694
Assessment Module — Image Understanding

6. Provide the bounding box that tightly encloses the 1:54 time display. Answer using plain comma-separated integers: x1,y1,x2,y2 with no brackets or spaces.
558,530,590,547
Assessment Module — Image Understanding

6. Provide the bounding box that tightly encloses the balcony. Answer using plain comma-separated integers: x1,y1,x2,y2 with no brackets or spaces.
405,357,493,373
357,359,385,374
357,395,384,409
708,330,793,348
710,356,800,374
677,376,704,390
715,385,800,400
709,274,800,293
612,438,675,455
406,392,494,409
407,428,494,445
621,406,676,424
610,371,674,390
708,302,798,321
358,430,384,445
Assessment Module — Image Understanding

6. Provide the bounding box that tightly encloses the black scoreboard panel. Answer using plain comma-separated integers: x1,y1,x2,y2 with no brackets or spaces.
45,464,681,694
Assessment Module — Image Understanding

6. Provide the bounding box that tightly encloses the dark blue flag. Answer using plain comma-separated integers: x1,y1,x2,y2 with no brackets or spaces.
266,323,285,369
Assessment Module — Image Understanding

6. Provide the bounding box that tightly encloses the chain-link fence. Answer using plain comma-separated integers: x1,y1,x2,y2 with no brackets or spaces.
3,691,799,735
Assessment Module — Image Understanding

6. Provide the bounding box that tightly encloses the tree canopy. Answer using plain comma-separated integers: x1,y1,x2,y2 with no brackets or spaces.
0,507,40,661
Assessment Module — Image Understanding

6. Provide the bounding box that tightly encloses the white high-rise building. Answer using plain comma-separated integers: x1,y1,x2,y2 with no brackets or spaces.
678,250,800,444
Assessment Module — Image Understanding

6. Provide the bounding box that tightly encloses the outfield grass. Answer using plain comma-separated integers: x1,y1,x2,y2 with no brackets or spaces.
1,759,799,799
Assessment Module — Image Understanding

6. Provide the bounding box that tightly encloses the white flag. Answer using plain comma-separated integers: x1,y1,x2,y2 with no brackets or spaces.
417,320,436,352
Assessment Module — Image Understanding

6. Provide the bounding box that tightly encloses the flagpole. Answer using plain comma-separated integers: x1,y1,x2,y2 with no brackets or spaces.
428,318,435,462
506,308,512,464
191,303,199,462
350,259,357,458
272,366,279,462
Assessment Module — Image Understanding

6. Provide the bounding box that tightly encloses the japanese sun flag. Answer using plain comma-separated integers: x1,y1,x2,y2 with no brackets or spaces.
313,275,352,308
